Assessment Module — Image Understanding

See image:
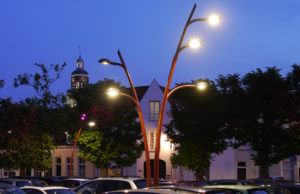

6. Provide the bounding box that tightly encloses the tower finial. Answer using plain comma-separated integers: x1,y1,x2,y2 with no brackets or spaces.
79,45,81,58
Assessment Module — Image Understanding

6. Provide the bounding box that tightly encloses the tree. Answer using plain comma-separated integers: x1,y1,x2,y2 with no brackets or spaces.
165,80,228,180
0,79,4,88
0,99,54,173
14,63,66,108
220,67,300,178
69,79,143,169
0,63,72,173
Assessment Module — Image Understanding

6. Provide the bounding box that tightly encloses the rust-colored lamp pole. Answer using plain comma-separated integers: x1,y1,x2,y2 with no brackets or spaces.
153,4,219,185
99,52,152,187
70,113,87,177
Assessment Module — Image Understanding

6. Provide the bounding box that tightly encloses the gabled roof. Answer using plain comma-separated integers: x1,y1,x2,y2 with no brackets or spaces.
132,85,165,101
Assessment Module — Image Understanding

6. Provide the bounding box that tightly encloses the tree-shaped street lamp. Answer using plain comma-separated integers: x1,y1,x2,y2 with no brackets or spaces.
99,54,152,187
99,3,220,186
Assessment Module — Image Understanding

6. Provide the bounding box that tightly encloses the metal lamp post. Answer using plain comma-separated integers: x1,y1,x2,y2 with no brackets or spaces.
99,53,152,187
153,4,220,185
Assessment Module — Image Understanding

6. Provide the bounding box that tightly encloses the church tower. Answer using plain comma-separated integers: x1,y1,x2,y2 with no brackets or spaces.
71,55,89,90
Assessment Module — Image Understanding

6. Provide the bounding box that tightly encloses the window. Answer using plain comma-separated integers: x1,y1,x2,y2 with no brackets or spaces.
66,157,73,177
76,181,98,194
149,131,156,151
78,158,86,177
237,161,246,180
149,101,160,121
100,180,131,193
56,157,61,176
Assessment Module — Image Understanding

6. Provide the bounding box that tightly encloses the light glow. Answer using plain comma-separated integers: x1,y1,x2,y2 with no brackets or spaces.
107,87,120,98
208,14,220,26
88,121,96,127
196,81,207,90
189,38,202,49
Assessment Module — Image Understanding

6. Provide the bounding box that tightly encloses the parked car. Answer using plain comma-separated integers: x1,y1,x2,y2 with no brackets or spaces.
75,177,147,194
203,185,277,193
39,177,63,186
207,179,258,186
0,178,32,188
62,178,88,190
21,186,75,194
0,183,25,194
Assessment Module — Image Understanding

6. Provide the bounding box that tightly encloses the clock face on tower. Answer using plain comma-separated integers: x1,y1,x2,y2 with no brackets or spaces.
71,56,89,90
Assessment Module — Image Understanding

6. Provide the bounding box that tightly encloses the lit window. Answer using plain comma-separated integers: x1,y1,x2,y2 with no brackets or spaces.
149,101,160,121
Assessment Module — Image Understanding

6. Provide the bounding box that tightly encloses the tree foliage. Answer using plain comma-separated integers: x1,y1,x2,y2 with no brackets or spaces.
69,79,143,168
0,63,71,171
165,80,228,179
14,63,67,108
218,67,300,177
0,79,4,88
0,99,54,171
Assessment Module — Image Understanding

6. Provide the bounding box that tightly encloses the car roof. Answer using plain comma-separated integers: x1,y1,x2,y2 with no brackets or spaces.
1,178,30,182
92,177,145,181
106,188,210,194
21,186,70,190
203,184,266,191
63,178,88,181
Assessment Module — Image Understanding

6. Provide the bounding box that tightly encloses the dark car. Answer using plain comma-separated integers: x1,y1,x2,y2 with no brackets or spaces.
0,183,26,194
40,177,63,186
0,178,32,188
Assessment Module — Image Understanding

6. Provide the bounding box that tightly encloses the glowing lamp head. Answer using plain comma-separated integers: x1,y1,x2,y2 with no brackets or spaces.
98,58,111,65
208,14,220,26
107,87,120,98
196,81,207,91
189,38,202,49
88,121,96,127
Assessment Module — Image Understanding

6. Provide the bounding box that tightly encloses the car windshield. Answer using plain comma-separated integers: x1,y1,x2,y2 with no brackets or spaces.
133,180,147,189
45,189,75,194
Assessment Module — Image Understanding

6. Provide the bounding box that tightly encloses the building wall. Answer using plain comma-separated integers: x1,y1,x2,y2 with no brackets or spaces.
52,146,96,178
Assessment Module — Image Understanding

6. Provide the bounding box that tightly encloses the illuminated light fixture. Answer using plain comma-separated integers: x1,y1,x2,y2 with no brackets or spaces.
189,38,202,49
106,87,120,98
88,121,96,127
98,58,111,65
196,81,207,90
208,14,220,26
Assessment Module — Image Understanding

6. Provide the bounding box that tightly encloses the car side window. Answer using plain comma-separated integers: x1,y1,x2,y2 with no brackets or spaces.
99,180,131,193
76,181,98,194
22,188,44,194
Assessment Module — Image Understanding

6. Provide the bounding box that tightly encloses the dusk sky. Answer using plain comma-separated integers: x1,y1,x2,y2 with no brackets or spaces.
1,0,300,100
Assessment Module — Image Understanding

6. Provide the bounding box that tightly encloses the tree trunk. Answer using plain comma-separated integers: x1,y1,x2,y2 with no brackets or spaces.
195,170,207,181
259,165,269,178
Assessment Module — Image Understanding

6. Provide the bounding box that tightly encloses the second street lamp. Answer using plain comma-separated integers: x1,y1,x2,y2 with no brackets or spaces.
167,81,208,99
99,54,152,187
